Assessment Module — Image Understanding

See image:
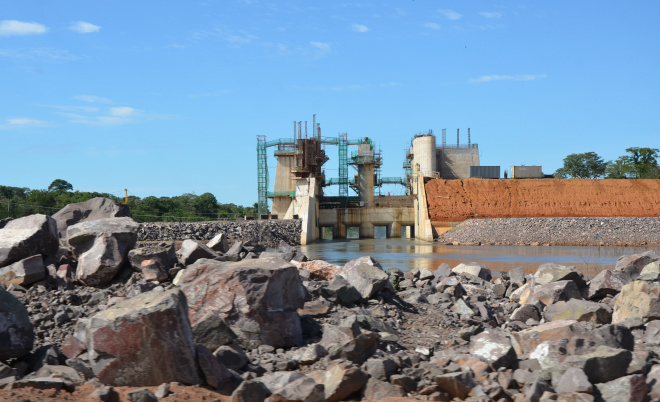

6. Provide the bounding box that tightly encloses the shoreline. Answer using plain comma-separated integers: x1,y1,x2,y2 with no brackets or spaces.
435,216,660,247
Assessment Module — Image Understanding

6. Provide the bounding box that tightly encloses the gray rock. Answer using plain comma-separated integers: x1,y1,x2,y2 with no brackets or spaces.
231,380,268,402
320,324,378,365
90,385,120,402
52,197,131,240
0,254,45,286
509,267,526,286
452,262,492,281
67,217,138,287
127,388,157,402
564,346,632,384
208,233,230,253
533,280,582,305
321,275,362,306
197,345,232,390
554,367,593,394
177,239,221,266
0,287,34,360
647,364,660,401
339,256,390,299
511,303,542,322
260,371,324,402
435,371,478,400
308,361,368,402
363,357,398,381
594,374,648,402
544,299,612,324
361,378,405,400
0,214,58,268
535,263,586,288
588,270,629,300
615,251,660,280
524,378,554,402
214,343,250,371
469,329,517,370
80,288,202,386
191,313,238,350
128,242,175,282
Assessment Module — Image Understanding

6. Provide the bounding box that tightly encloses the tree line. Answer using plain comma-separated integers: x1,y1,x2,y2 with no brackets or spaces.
0,180,257,222
554,147,660,179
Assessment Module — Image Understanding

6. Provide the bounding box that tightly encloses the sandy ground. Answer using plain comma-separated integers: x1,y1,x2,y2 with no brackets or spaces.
426,178,660,222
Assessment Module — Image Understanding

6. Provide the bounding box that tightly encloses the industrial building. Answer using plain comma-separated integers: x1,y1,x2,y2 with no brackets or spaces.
257,117,482,243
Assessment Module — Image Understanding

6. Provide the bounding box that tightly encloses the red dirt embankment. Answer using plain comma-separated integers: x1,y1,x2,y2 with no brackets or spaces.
426,178,660,222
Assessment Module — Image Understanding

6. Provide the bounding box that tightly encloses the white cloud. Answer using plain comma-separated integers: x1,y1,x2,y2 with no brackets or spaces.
310,41,331,57
109,107,136,117
469,74,547,83
438,9,462,20
351,24,369,33
73,95,113,104
423,22,441,30
480,12,502,19
69,21,100,33
5,117,49,127
0,20,48,36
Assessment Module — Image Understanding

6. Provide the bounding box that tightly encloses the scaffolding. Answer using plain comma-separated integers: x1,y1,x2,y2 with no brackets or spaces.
257,135,268,216
338,133,348,204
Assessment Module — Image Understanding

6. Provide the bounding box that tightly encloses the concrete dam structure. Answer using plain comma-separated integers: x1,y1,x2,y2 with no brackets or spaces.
257,120,480,243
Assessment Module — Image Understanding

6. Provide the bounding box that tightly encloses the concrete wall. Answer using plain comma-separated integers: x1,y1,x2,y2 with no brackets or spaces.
318,207,415,239
437,148,480,179
271,155,296,216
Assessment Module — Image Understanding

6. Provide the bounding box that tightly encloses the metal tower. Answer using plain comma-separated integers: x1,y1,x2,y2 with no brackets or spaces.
256,135,268,216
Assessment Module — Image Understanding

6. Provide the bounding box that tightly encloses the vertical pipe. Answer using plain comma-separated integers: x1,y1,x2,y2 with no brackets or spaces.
305,121,308,139
468,128,471,147
457,129,459,147
313,114,316,140
442,129,446,148
293,121,297,144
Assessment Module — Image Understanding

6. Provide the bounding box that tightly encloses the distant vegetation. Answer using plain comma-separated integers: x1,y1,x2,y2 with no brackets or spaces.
0,180,257,222
554,147,660,179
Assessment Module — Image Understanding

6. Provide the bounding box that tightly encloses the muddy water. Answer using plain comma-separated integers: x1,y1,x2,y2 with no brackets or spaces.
299,239,659,276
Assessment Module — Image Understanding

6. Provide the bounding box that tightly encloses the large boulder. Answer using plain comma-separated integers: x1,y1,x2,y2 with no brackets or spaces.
512,320,580,355
452,263,492,281
533,280,582,305
259,372,325,402
469,330,517,370
77,288,202,386
337,256,390,299
612,280,660,323
309,361,368,402
0,287,35,360
534,263,586,288
0,214,58,268
587,270,629,300
177,239,221,266
177,258,306,349
207,233,230,254
51,197,131,240
614,251,660,279
543,299,612,324
128,242,176,282
67,217,139,287
0,254,46,286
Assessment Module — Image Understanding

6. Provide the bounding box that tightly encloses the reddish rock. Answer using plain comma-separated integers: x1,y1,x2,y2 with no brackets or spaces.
177,258,306,349
295,260,341,281
61,334,86,359
81,288,202,386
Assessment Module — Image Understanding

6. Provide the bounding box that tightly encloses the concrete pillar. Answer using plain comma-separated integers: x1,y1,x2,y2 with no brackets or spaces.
359,222,374,238
390,221,401,239
357,164,375,207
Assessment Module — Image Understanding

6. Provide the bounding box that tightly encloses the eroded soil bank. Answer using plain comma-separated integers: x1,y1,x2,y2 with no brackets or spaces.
426,178,660,222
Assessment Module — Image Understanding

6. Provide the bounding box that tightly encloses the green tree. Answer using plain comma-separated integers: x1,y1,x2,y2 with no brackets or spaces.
47,179,73,192
606,147,660,179
554,152,607,178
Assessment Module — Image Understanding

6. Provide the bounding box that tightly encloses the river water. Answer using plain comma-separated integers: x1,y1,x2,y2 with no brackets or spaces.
299,239,659,276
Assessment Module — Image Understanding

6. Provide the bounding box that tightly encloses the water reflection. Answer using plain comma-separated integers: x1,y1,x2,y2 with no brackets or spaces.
299,238,659,276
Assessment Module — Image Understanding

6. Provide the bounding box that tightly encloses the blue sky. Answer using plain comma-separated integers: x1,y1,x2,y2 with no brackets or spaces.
1,1,658,206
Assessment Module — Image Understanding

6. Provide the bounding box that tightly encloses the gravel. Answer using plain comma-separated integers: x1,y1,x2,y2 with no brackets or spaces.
436,217,660,246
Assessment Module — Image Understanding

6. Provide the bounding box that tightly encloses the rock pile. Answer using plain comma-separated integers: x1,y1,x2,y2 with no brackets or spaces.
137,220,302,248
437,217,660,247
4,199,660,401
